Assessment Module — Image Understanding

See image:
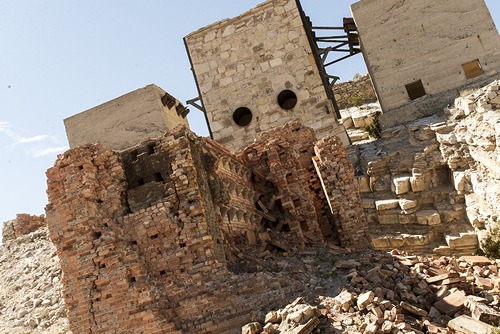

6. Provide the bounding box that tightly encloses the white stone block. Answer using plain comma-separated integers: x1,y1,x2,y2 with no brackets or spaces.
410,173,427,192
416,210,441,225
375,199,400,211
399,199,417,211
392,176,411,195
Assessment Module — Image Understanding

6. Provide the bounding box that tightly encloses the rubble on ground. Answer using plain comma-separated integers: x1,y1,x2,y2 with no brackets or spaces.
243,249,500,334
0,217,70,334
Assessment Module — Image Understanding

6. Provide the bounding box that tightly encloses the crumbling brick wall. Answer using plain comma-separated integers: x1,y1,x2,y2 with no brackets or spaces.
313,136,369,249
46,127,302,333
46,124,367,333
242,122,368,249
2,214,46,243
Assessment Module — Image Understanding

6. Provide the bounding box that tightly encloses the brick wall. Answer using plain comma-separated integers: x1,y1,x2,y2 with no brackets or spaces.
46,124,366,333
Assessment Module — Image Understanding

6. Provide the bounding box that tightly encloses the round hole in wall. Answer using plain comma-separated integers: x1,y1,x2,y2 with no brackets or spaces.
233,107,253,126
277,90,297,110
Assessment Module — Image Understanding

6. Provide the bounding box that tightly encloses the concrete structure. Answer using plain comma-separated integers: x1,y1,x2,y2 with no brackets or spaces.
64,84,189,151
351,0,500,127
184,0,349,151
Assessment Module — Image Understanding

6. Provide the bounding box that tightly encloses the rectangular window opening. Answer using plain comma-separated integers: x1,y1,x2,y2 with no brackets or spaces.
405,80,426,100
462,59,484,79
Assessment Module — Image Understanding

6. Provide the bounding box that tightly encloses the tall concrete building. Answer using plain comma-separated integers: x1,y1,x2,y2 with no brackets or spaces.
351,0,500,127
184,0,349,151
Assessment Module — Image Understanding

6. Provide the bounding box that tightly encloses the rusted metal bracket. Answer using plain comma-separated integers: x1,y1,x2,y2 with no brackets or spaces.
186,96,205,113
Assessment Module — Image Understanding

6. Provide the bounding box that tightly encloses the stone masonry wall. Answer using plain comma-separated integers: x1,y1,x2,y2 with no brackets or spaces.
2,214,46,243
184,0,348,151
444,80,500,240
351,80,500,255
46,124,367,333
333,74,377,110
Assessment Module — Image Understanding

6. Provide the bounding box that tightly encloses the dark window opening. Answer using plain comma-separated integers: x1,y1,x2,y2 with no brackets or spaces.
128,276,136,283
159,270,166,276
137,178,145,186
405,80,426,100
233,107,253,126
180,242,186,248
98,262,106,269
93,231,102,239
462,59,483,79
153,172,164,182
130,150,138,162
277,90,297,110
161,92,176,109
130,240,137,245
150,234,159,240
147,144,155,155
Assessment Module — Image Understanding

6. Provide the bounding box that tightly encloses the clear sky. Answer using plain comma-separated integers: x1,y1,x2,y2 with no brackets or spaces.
0,0,499,226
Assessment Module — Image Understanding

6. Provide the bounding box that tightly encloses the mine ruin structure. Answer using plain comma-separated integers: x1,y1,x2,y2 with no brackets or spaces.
45,124,367,333
64,84,190,151
184,0,350,151
352,0,500,128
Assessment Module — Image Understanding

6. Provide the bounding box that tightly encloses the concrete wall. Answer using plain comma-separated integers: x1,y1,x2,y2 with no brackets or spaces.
64,84,189,151
351,0,500,127
184,0,348,151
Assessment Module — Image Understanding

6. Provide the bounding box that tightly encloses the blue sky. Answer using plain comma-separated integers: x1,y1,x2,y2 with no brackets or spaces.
0,0,499,226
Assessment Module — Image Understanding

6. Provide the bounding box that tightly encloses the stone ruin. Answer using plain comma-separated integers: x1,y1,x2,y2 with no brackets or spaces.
45,123,367,333
18,0,500,333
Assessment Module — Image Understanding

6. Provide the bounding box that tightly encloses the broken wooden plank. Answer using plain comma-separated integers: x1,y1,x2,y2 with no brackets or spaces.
257,199,269,213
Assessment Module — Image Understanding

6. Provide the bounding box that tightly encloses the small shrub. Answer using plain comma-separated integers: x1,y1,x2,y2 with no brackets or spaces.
479,225,500,259
347,93,363,107
362,112,382,139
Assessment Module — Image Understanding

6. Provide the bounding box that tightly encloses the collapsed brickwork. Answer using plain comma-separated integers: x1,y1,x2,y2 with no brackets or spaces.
45,124,367,333
2,213,46,243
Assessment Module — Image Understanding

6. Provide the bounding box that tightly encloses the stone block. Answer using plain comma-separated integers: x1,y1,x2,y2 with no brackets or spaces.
448,315,494,334
357,176,371,193
375,199,400,211
362,198,375,209
357,291,375,310
415,210,441,225
391,176,411,195
398,214,416,225
446,233,478,248
399,199,417,211
377,213,399,225
410,173,428,192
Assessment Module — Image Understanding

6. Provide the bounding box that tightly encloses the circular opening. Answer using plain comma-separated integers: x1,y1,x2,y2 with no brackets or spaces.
233,107,253,126
277,90,297,110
